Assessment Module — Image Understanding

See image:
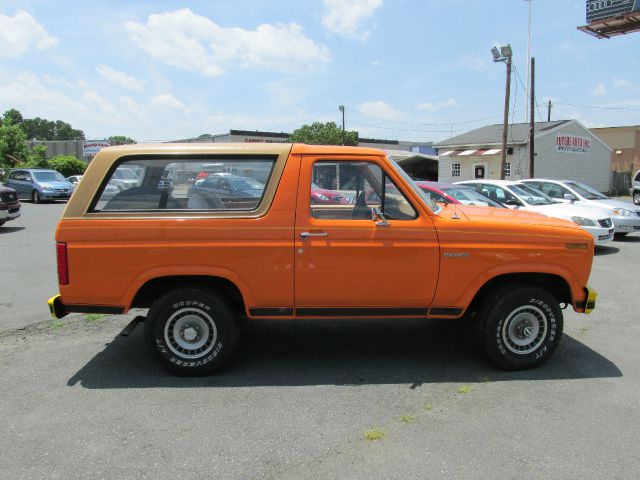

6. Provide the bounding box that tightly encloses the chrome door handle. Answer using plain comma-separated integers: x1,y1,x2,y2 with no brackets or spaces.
300,231,328,239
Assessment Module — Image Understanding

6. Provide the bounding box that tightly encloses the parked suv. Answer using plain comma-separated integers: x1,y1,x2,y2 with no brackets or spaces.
632,170,640,205
49,143,597,376
0,185,21,226
5,169,74,203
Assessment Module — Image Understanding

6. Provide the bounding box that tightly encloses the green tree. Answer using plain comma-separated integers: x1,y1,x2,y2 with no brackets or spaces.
289,121,358,146
21,116,85,140
48,155,87,177
108,136,137,145
0,118,28,167
2,109,24,127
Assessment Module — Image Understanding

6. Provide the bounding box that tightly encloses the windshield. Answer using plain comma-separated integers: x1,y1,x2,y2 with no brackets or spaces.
443,187,506,208
565,181,608,200
388,158,441,213
115,168,138,180
33,171,66,182
509,184,555,206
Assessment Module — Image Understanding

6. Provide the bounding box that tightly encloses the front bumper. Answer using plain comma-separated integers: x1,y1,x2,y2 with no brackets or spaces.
41,191,71,199
612,215,640,234
575,285,597,314
583,225,614,244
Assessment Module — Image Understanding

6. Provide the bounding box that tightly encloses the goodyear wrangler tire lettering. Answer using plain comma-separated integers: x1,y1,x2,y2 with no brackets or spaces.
145,288,239,376
478,284,563,370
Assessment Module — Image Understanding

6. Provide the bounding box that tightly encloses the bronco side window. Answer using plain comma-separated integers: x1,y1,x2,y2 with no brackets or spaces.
310,160,417,220
92,157,276,212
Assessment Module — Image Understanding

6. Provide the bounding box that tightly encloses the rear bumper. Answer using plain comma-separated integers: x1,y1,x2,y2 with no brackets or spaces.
574,285,597,314
48,295,124,319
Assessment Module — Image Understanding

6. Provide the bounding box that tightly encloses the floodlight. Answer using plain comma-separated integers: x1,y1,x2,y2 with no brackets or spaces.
500,45,513,58
491,46,501,62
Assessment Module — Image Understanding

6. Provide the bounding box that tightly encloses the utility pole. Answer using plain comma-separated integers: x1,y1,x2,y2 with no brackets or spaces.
525,0,533,123
339,105,345,145
529,57,535,178
547,100,552,122
492,45,513,180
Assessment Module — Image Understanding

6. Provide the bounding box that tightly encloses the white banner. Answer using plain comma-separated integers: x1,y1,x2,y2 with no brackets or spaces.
556,135,591,154
83,141,111,157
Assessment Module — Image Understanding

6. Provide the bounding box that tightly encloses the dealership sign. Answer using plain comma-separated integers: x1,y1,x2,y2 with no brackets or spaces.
586,0,640,23
556,135,591,154
83,141,110,157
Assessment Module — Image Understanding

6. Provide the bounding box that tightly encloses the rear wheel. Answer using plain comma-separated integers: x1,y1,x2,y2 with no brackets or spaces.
32,190,41,204
144,287,239,375
477,284,563,370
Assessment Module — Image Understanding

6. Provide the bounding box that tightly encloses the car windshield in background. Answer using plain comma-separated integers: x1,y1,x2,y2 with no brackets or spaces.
443,187,506,208
510,184,554,205
33,171,66,182
388,158,441,214
565,181,609,200
114,169,139,179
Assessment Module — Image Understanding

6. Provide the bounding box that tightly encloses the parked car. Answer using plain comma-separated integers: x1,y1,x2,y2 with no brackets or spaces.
415,181,506,208
5,169,74,203
311,182,350,204
108,166,141,191
49,143,598,376
67,175,83,185
0,185,21,226
520,179,640,237
631,170,640,205
458,180,615,244
188,175,265,209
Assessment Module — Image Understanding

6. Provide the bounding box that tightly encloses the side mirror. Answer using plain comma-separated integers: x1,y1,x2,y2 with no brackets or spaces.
371,207,390,227
504,199,523,207
563,193,577,202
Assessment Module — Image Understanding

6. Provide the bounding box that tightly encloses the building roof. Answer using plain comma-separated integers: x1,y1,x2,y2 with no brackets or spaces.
435,120,572,148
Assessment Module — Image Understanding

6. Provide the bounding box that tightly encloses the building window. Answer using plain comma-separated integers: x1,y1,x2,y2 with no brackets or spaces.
504,162,511,177
452,163,461,177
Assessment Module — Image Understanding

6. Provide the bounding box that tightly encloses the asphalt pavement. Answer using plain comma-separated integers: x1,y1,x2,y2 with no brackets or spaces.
0,200,639,479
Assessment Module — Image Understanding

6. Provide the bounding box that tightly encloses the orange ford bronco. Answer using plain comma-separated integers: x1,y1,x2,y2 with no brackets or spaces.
49,143,597,375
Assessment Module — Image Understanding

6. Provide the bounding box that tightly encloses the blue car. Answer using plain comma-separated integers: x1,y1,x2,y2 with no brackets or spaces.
5,169,75,203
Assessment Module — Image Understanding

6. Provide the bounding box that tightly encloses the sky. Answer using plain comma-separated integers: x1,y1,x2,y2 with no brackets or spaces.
1,0,639,143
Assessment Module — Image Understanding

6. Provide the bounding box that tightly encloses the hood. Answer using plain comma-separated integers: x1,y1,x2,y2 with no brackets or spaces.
39,181,73,189
453,204,581,230
584,198,640,212
535,202,610,221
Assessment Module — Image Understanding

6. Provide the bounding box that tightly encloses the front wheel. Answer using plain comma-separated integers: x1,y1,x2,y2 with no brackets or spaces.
32,190,41,204
478,285,563,370
144,287,239,375
633,191,640,205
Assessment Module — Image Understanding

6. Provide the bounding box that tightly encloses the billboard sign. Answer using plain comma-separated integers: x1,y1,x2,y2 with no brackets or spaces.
556,135,591,154
586,0,640,23
83,141,110,157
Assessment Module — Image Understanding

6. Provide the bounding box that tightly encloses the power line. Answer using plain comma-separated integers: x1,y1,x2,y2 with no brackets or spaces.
555,101,640,111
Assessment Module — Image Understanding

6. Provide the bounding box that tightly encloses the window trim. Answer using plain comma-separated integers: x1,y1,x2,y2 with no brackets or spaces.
309,158,418,221
87,154,278,215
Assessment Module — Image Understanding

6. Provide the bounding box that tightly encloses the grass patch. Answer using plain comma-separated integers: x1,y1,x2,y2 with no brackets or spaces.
49,320,68,329
84,313,105,324
401,414,415,424
478,376,491,383
457,385,475,394
423,402,434,411
364,428,386,441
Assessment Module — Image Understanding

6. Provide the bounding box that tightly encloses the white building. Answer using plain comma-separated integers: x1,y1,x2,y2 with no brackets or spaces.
435,120,612,192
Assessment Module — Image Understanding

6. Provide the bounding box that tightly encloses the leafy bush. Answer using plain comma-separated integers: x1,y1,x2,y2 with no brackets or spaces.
48,155,87,177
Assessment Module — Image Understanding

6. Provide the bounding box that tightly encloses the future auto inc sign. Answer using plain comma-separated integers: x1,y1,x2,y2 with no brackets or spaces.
82,141,110,157
556,135,592,154
586,0,640,23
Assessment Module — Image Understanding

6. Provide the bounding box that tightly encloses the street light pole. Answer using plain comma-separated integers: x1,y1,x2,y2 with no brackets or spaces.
492,44,513,180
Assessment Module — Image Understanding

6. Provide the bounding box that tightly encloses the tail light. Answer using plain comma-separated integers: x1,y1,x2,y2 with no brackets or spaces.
56,242,69,285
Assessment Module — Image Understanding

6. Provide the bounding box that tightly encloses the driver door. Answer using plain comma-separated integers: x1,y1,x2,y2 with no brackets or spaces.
294,155,439,316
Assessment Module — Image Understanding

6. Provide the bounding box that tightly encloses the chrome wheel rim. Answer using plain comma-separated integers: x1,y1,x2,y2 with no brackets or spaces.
501,305,548,355
164,307,217,359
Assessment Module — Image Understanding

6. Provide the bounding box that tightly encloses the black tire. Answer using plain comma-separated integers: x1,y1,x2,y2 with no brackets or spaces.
477,284,563,370
32,190,41,204
144,287,239,376
0,221,5,227
614,232,628,239
633,191,640,206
